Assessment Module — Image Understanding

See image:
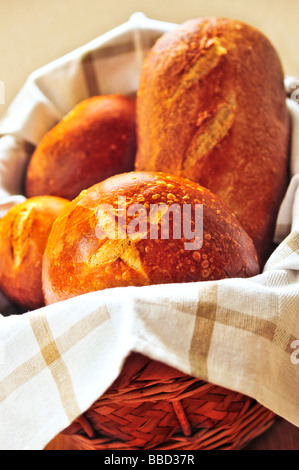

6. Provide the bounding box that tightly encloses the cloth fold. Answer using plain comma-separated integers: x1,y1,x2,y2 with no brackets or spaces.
0,12,299,450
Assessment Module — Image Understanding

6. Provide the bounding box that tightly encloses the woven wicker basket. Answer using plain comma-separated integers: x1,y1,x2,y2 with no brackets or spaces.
45,352,276,450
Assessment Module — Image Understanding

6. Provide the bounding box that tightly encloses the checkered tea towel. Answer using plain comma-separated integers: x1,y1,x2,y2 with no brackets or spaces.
0,13,299,451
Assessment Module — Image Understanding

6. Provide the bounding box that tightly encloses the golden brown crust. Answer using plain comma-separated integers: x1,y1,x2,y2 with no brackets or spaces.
42,171,259,305
135,18,290,265
25,94,137,201
0,196,69,310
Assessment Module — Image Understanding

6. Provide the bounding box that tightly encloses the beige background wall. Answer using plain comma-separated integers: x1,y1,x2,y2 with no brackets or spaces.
0,0,299,118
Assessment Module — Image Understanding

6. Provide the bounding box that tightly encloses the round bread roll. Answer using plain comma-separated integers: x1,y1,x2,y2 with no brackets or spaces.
0,196,69,311
43,171,259,305
25,94,136,201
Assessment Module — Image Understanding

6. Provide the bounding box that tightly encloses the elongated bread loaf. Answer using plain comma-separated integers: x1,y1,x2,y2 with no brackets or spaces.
42,171,259,305
135,18,290,265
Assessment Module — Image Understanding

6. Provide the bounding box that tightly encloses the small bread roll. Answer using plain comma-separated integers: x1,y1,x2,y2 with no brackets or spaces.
25,94,136,201
0,196,69,311
42,171,259,305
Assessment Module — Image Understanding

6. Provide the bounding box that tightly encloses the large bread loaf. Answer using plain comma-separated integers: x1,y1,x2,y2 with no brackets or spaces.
135,18,290,265
42,171,259,305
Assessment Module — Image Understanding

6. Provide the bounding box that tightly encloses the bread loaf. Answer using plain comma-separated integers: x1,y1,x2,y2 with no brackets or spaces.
42,171,259,305
25,94,136,201
135,18,290,265
0,196,69,310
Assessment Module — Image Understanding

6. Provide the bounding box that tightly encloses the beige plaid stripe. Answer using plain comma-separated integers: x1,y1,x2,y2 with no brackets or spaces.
189,267,299,381
268,230,299,270
0,306,110,418
29,315,81,422
81,51,101,96
273,295,299,351
0,350,46,405
81,34,161,97
286,230,299,253
214,307,277,340
189,283,218,378
82,43,139,96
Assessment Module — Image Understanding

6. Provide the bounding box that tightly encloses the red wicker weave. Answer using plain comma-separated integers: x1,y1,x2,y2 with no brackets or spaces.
45,353,276,450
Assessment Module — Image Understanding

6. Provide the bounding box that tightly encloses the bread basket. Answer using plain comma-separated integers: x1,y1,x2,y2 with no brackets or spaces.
45,353,275,450
1,13,299,451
